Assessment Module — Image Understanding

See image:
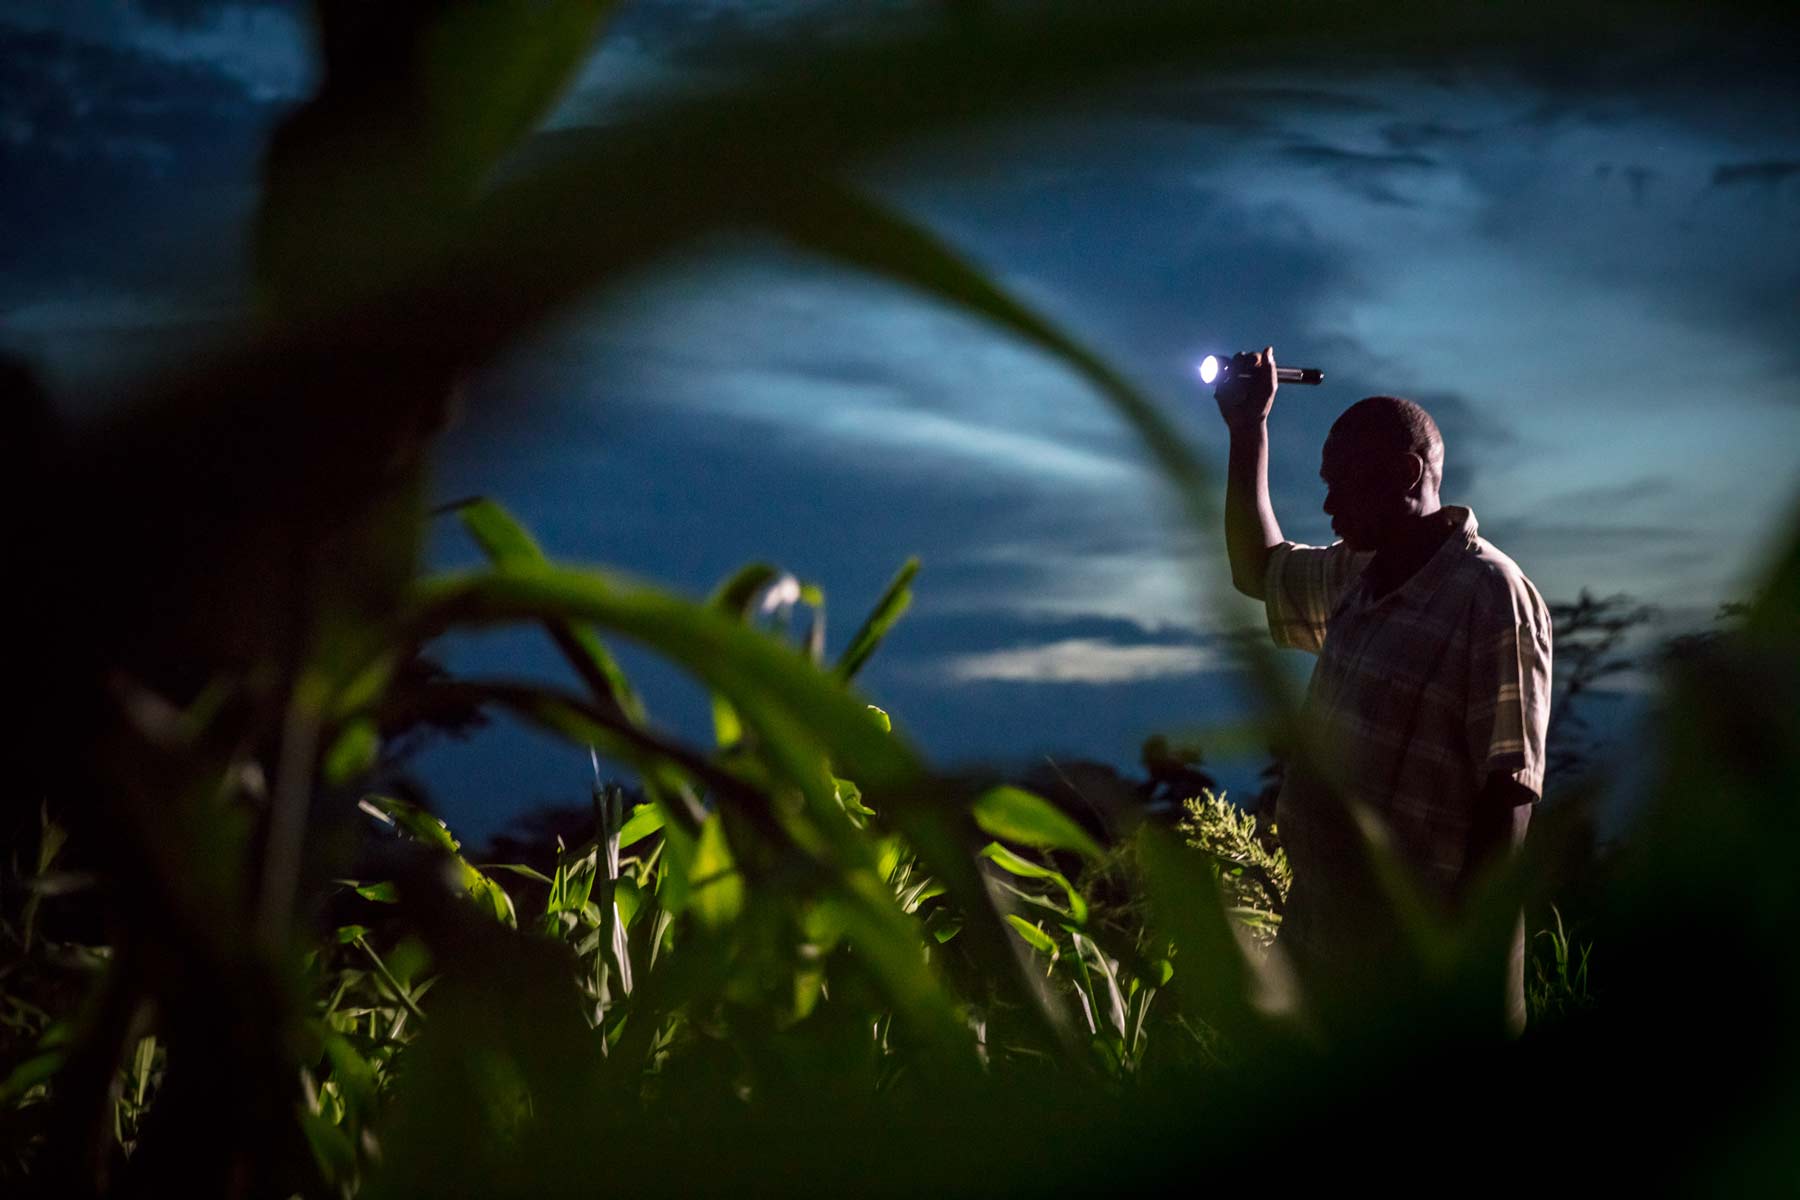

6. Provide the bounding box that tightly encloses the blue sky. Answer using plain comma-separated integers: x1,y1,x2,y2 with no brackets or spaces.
5,2,1798,840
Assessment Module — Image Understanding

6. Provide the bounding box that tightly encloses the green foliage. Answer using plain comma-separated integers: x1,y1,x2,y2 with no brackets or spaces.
972,786,1105,861
1526,904,1596,1024
8,1,1800,1194
1175,792,1290,947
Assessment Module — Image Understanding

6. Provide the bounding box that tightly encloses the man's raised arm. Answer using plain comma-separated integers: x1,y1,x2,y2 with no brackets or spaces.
1215,346,1285,601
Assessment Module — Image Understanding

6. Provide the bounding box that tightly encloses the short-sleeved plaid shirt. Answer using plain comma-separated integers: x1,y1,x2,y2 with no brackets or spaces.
1263,505,1552,1034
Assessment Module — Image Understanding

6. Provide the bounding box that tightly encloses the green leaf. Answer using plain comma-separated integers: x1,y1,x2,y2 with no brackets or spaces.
418,0,620,196
409,563,921,800
36,803,67,875
614,876,642,930
482,863,557,885
875,837,907,883
615,802,665,849
802,898,849,950
657,813,697,915
979,842,1088,925
689,813,744,930
453,497,648,725
352,881,400,904
300,1108,358,1185
711,694,744,750
1005,914,1058,954
455,496,544,562
835,558,919,682
364,794,460,855
709,562,784,617
545,852,596,917
324,718,380,786
1135,825,1259,1045
447,684,708,836
0,1051,65,1104
707,563,784,747
321,1032,381,1125
834,776,878,818
460,863,519,928
972,786,1103,860
1073,930,1127,1039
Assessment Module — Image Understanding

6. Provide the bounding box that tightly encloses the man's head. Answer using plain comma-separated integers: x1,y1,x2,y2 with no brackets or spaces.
1320,395,1444,552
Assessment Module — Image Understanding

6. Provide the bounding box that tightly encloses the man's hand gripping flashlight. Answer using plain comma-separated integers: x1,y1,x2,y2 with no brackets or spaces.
1198,351,1324,386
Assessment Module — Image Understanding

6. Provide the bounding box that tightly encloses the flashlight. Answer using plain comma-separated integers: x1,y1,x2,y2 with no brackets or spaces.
1198,353,1324,387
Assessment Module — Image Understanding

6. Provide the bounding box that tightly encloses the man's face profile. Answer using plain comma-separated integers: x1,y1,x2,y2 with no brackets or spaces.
1319,432,1417,552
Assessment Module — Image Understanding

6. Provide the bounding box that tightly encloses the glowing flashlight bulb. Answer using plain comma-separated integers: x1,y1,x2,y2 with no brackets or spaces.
1194,351,1326,388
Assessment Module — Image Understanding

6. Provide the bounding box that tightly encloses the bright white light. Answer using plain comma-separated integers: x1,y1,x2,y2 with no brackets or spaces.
1198,355,1220,385
758,574,803,615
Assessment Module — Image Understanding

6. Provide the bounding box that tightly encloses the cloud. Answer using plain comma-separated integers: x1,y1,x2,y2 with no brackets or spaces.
539,242,1154,489
1378,119,1479,151
1537,474,1676,510
1404,388,1518,491
1484,518,1724,606
0,2,310,100
928,536,1232,634
1280,144,1438,171
1125,83,1391,133
939,637,1223,684
0,20,281,297
1277,141,1441,207
1709,160,1800,191
1594,162,1658,206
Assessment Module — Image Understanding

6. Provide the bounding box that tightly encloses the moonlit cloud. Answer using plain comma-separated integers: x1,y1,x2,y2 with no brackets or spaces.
932,538,1231,633
0,1,311,100
939,637,1223,684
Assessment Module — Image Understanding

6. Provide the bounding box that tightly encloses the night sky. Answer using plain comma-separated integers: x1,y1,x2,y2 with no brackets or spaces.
7,2,1798,842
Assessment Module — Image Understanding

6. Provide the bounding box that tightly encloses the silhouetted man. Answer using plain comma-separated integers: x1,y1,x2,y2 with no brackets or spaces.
1215,348,1552,1038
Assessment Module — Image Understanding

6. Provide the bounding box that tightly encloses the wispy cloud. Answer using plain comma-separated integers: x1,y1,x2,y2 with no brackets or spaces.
1127,83,1390,134
1277,141,1441,207
1378,119,1480,151
810,403,1137,485
1709,160,1800,191
0,1,310,100
1536,474,1676,510
939,637,1223,684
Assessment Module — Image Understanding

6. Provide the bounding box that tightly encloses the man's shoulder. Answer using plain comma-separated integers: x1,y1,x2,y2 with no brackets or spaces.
1459,536,1550,629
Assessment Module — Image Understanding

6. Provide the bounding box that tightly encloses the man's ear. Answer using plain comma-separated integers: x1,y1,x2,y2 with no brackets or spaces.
1401,451,1427,494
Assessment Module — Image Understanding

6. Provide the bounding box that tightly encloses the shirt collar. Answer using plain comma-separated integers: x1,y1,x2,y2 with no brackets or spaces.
1354,505,1479,611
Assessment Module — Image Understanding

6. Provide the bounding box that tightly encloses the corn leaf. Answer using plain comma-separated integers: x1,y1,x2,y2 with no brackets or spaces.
451,497,648,725
835,557,919,682
980,843,1088,926
972,786,1103,860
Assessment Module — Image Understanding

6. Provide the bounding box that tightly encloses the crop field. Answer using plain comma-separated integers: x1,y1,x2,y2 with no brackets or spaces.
3,3,1798,1195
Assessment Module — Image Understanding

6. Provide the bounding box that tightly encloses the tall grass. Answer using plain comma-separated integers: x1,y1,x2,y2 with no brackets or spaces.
5,1,1800,1194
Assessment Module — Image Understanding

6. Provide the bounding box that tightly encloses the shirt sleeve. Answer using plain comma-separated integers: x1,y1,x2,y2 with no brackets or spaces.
1465,572,1554,800
1262,540,1369,654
